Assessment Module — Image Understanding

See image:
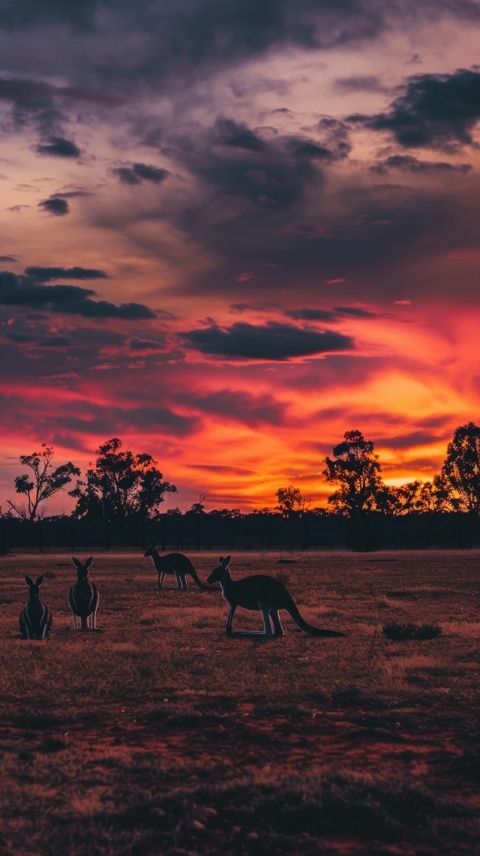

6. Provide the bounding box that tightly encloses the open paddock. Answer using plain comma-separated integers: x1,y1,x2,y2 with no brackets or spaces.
1,549,479,854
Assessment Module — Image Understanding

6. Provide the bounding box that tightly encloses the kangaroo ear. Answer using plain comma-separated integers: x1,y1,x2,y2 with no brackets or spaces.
86,557,94,568
36,575,44,586
72,557,81,569
25,575,34,586
219,555,224,563
224,555,231,566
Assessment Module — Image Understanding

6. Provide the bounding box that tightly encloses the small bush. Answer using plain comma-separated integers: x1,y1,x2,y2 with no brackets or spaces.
382,622,442,641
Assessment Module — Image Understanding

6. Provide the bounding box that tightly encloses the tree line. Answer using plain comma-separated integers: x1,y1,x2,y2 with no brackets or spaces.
1,424,479,550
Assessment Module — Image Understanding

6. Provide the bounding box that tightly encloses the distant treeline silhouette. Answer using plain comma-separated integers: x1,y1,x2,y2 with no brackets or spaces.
1,424,480,551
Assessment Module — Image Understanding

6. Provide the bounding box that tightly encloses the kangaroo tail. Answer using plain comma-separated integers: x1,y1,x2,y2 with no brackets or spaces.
189,567,216,591
286,597,346,637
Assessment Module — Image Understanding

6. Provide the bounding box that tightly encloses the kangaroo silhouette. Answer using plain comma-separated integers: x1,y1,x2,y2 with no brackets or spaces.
144,544,213,591
20,575,52,639
207,555,347,639
69,557,100,631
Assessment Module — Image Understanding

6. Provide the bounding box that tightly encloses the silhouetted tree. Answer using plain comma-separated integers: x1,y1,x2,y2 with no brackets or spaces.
71,438,176,522
440,423,480,513
276,485,306,516
323,430,384,516
386,480,438,515
7,445,80,522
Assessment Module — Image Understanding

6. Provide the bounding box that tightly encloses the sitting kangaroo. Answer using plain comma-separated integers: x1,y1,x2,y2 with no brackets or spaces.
69,557,99,630
144,544,213,591
207,556,347,639
20,575,52,640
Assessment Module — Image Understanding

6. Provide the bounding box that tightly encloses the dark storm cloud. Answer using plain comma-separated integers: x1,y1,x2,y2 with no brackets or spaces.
0,76,120,136
370,154,472,174
363,68,480,150
35,136,81,158
25,266,107,281
181,321,354,360
0,270,155,319
213,118,266,152
38,196,69,216
3,1,478,92
169,157,480,300
0,77,119,106
178,389,286,427
0,1,100,30
286,306,377,321
112,162,170,186
173,117,350,211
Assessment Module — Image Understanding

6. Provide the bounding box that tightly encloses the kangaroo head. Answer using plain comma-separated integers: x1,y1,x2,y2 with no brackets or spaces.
207,555,231,585
72,557,93,579
25,575,45,598
144,543,157,558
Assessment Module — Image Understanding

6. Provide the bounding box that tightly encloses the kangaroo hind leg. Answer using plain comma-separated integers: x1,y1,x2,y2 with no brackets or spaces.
226,604,236,635
270,609,284,637
259,604,274,638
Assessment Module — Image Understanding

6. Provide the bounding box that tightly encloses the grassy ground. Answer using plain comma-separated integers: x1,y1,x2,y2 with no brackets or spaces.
1,549,479,855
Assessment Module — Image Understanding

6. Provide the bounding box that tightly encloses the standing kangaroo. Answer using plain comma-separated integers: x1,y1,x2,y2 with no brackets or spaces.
144,544,213,591
20,575,52,640
207,556,347,639
69,557,100,631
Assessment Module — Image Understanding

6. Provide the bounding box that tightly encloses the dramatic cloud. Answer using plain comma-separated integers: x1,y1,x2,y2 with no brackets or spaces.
0,270,155,319
112,162,170,185
286,307,377,321
171,117,350,214
25,266,107,281
181,321,354,360
35,136,81,158
371,154,472,174
38,196,69,216
364,68,480,150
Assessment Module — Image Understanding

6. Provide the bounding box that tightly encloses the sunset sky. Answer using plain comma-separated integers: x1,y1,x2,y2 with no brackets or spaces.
1,1,480,512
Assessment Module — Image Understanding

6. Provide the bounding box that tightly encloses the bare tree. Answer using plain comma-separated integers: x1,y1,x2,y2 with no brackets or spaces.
8,445,80,522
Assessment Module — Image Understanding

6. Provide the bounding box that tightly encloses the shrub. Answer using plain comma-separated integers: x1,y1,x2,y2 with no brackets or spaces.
382,622,442,641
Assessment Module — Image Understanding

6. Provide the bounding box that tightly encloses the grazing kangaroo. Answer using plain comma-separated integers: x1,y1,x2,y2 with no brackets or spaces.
20,575,52,640
144,544,213,591
207,556,347,639
69,557,100,631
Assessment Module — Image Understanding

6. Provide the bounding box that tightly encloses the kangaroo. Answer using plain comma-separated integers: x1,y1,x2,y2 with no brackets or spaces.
20,575,52,640
144,544,213,591
207,556,347,639
69,557,100,631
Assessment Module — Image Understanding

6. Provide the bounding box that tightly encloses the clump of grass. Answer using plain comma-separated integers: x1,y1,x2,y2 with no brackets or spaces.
382,622,442,641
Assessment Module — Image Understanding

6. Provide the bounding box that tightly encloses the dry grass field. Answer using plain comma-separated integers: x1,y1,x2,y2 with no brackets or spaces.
1,549,479,855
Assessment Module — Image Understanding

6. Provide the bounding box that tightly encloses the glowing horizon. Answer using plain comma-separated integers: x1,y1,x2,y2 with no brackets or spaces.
0,3,479,513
